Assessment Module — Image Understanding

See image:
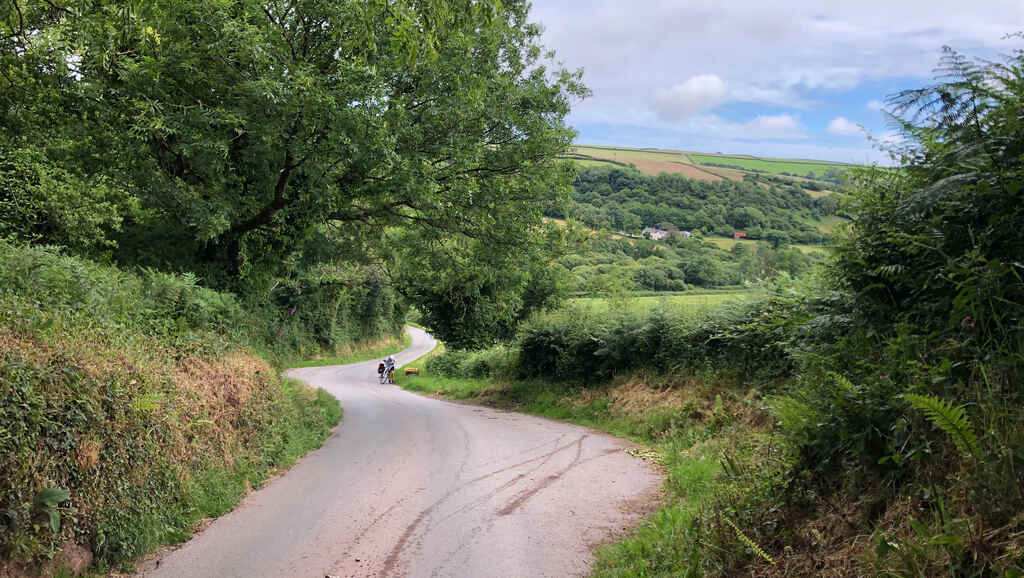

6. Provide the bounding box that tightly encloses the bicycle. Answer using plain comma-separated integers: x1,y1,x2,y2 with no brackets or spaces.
377,361,395,384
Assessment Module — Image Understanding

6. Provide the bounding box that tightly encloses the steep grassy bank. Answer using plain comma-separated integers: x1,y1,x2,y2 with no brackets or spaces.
0,242,350,574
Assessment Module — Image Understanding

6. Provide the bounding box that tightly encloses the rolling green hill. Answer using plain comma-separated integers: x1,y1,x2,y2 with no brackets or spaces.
685,151,853,178
563,145,855,195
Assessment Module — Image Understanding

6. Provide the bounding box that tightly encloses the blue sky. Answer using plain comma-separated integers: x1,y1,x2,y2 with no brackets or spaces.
530,1,1024,163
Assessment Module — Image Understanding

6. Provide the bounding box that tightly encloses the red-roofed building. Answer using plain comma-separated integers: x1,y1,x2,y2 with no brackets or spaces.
733,232,747,239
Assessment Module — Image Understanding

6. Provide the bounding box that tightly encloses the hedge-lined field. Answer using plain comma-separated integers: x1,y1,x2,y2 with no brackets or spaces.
687,152,852,178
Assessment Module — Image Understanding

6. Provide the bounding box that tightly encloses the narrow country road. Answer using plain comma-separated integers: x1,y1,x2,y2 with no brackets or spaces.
139,327,662,578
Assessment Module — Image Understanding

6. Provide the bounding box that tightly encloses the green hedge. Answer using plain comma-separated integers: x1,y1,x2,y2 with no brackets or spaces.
513,286,816,385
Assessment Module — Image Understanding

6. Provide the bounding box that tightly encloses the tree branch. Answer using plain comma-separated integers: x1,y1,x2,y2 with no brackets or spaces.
223,121,301,239
262,1,297,62
11,0,25,37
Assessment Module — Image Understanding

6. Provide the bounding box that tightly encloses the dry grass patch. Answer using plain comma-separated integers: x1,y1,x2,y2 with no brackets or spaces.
607,378,693,415
0,330,54,367
607,377,765,425
174,352,270,409
77,437,102,469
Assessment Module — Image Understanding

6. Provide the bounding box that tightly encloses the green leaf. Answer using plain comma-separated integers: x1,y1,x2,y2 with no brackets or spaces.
35,487,70,508
903,393,980,458
875,536,894,559
47,509,61,533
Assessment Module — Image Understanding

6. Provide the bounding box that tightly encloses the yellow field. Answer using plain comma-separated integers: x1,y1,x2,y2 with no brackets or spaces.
793,244,830,254
568,146,722,181
573,145,685,161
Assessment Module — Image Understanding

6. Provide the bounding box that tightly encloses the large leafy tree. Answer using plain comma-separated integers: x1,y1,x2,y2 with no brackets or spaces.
1,2,141,256
391,216,577,349
2,0,586,293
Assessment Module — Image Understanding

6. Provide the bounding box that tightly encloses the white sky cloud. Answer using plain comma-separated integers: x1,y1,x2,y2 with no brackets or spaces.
867,100,885,111
730,85,815,109
648,113,806,141
654,74,728,120
529,0,1024,161
746,114,806,139
828,116,862,136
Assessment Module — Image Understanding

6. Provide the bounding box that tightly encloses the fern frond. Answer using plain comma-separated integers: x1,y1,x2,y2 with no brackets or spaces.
903,393,980,458
724,516,775,565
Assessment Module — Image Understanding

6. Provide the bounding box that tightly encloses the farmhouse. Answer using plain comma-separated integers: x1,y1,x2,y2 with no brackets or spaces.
642,226,669,240
733,232,747,239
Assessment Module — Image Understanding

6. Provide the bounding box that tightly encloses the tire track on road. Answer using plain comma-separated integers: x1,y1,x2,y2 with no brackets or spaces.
378,434,588,577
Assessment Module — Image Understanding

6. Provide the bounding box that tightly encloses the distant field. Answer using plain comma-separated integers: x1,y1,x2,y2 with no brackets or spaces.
815,215,850,233
790,242,831,254
567,146,722,181
569,290,751,316
687,153,851,178
543,216,631,240
703,235,828,254
702,236,755,251
573,159,620,169
564,144,860,191
807,189,837,198
691,164,748,181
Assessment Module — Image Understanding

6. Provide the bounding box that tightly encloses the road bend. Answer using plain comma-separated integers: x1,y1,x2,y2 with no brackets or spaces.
139,326,662,578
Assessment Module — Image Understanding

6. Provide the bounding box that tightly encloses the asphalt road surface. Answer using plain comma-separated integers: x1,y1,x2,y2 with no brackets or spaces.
140,326,662,578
